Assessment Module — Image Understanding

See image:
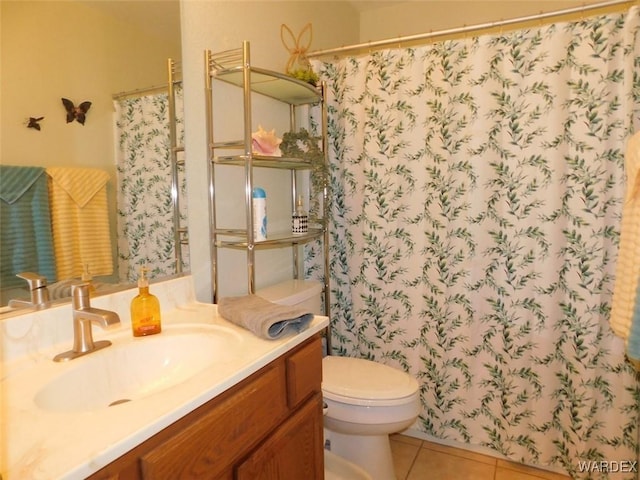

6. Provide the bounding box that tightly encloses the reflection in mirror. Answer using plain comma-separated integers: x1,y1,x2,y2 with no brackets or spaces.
113,71,189,283
0,1,186,311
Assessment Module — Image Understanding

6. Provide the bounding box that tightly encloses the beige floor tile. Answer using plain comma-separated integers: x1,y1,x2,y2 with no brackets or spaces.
496,468,549,480
407,447,495,480
496,460,571,480
391,437,575,480
421,440,498,466
390,437,422,480
391,433,424,447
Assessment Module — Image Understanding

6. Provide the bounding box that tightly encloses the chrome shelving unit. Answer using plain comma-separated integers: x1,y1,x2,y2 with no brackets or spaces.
204,41,330,321
168,58,188,274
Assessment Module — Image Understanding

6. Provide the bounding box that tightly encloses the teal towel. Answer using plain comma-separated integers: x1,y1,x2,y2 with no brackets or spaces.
627,278,640,365
0,166,56,288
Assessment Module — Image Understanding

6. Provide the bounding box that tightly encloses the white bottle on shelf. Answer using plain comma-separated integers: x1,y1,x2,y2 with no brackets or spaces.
252,187,267,241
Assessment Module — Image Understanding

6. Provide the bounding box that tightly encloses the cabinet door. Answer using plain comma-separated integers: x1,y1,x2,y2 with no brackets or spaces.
140,361,288,479
235,393,324,480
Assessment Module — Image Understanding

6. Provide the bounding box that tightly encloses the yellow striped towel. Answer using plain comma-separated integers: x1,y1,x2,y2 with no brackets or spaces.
610,131,640,343
46,167,114,280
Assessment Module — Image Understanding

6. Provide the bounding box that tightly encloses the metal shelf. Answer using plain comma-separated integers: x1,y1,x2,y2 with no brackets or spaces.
168,57,187,274
214,154,313,170
215,228,324,249
206,41,331,343
207,47,321,106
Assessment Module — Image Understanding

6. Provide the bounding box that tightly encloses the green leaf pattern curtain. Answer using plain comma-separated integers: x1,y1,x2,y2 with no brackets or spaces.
312,8,640,477
114,88,188,282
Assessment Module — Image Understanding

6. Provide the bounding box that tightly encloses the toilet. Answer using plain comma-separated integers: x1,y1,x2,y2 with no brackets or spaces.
325,449,373,480
257,280,421,480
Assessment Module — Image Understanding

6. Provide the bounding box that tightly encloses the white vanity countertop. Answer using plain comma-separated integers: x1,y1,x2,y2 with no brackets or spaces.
0,276,329,479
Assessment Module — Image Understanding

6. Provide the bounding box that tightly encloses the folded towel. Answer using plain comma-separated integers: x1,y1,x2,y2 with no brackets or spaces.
610,131,640,341
0,166,56,288
218,294,314,340
46,167,113,279
627,278,640,370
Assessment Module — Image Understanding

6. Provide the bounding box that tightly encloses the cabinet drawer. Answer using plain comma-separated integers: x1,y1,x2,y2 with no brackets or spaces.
140,361,287,479
286,335,322,408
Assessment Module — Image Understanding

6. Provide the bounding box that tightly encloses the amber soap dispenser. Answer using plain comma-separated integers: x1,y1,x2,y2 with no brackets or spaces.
130,267,162,337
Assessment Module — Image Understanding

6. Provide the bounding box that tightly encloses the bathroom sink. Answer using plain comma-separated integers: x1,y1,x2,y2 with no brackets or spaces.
34,324,243,412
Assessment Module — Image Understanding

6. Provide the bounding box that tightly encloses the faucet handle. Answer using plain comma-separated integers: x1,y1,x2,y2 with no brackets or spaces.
16,271,48,290
72,283,92,310
12,272,50,307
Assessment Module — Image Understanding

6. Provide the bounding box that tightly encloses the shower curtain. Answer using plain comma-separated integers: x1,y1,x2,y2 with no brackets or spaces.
114,88,189,283
312,7,640,478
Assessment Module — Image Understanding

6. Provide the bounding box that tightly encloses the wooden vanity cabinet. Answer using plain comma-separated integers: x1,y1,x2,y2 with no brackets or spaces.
88,334,324,480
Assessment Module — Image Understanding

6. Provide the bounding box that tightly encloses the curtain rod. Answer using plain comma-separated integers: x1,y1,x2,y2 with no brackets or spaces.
307,0,637,58
112,84,169,101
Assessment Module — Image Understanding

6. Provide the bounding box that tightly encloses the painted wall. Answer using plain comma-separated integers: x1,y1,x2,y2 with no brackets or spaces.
0,0,181,280
181,1,361,302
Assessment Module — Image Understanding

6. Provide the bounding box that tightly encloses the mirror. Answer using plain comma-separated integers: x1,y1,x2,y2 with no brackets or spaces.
0,0,184,309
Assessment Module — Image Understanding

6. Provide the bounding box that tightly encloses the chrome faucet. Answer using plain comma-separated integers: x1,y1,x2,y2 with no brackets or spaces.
53,283,121,362
8,272,51,309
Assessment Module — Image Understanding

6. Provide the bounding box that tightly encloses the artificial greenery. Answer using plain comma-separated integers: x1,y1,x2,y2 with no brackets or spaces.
280,128,324,169
288,68,319,86
281,128,327,223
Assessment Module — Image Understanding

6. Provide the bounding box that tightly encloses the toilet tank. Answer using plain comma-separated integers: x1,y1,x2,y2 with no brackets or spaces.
256,279,323,315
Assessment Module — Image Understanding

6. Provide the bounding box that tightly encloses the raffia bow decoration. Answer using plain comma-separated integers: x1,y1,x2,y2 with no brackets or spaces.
281,23,319,85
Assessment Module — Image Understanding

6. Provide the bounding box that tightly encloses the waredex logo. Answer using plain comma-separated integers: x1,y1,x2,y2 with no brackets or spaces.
577,460,638,473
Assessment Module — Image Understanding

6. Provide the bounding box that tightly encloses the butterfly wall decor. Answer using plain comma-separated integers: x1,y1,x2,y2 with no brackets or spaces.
61,98,91,125
27,116,44,131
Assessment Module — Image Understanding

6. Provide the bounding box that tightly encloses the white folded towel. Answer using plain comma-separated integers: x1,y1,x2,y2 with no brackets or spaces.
218,294,314,340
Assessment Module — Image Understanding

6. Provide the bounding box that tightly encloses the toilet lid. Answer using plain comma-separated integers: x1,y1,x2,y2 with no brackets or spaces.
322,356,419,406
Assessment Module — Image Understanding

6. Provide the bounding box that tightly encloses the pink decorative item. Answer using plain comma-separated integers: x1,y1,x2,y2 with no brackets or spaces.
252,125,282,156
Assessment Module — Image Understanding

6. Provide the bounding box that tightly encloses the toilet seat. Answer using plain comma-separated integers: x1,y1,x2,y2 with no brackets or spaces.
322,356,419,407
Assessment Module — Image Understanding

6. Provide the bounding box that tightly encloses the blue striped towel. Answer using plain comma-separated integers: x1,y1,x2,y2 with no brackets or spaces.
0,165,56,288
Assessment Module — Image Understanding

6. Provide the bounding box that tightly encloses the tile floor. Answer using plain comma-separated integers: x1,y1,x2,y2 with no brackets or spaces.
390,434,571,480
